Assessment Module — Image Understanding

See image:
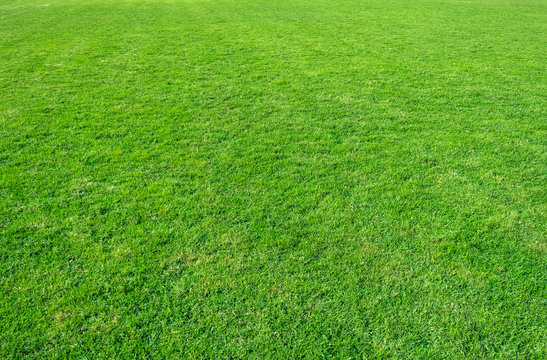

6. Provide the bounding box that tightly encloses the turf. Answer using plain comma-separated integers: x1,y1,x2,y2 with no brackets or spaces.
1,0,546,358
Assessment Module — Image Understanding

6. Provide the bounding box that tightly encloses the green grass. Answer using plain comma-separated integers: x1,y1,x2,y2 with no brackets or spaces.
1,0,546,358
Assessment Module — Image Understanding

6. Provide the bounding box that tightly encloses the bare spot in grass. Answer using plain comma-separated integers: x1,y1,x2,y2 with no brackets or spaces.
362,241,378,252
528,241,546,251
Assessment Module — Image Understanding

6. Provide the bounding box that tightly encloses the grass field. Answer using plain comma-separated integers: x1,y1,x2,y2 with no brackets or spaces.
1,0,546,358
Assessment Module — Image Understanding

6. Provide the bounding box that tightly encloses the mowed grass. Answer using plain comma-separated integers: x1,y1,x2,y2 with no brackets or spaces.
1,0,546,358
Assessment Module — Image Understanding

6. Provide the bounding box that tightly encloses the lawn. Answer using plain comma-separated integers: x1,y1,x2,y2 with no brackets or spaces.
1,0,546,358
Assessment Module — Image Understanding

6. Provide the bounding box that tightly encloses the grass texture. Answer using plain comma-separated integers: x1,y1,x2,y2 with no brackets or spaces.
1,0,546,358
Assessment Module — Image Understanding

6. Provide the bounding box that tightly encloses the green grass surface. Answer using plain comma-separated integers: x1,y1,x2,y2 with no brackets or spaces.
1,0,546,358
